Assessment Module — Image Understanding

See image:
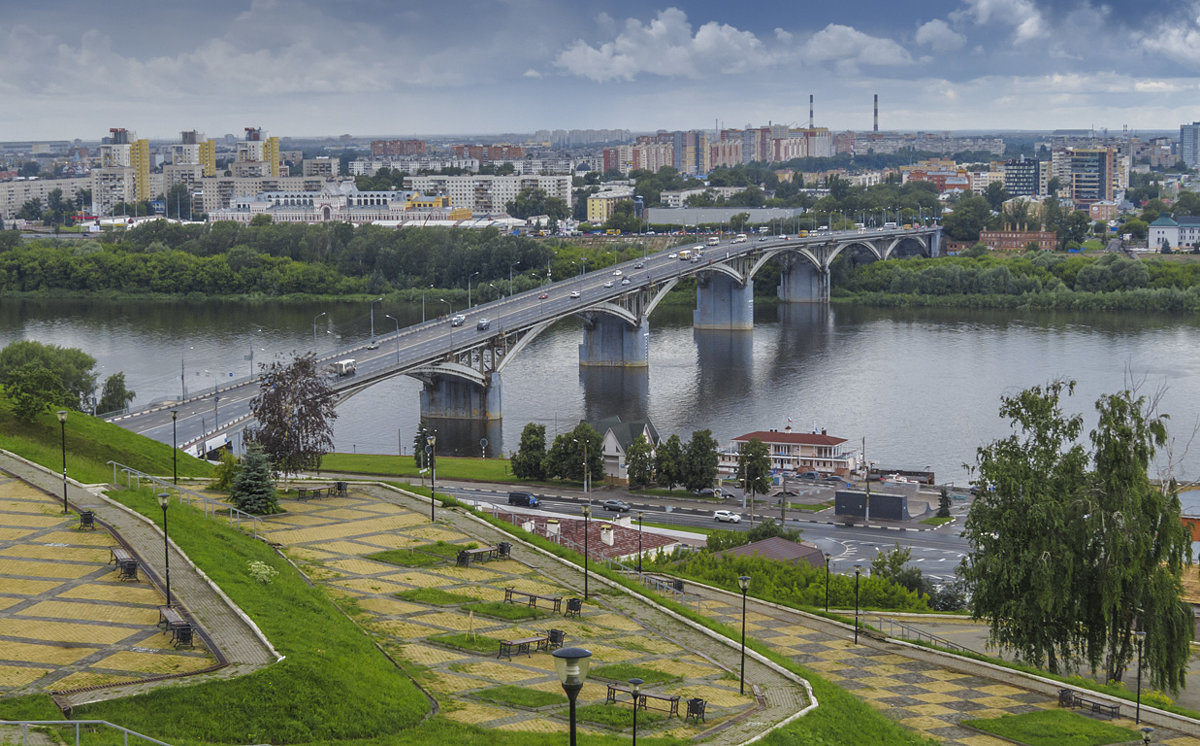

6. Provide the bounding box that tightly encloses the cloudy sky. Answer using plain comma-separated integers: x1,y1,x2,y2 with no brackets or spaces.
2,0,1199,141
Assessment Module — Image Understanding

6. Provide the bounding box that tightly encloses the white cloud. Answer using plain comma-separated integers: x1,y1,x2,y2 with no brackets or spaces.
553,7,771,82
1143,12,1200,65
952,0,1045,43
915,19,966,52
523,68,542,79
799,24,913,71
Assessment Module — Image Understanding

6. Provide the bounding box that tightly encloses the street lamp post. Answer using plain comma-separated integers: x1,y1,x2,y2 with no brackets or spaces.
426,434,437,522
1136,630,1146,724
509,262,519,297
738,575,750,695
384,314,401,363
439,298,452,318
170,409,178,486
158,492,172,607
573,438,589,496
629,677,643,745
581,505,591,599
369,296,383,343
553,647,593,746
824,551,831,612
854,565,863,644
56,410,68,513
312,311,326,345
467,271,480,308
637,511,644,574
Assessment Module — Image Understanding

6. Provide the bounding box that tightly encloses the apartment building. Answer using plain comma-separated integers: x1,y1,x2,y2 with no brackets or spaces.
403,174,572,214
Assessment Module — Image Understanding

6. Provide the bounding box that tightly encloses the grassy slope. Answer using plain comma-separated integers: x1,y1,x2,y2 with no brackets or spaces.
963,710,1139,746
0,399,212,483
321,453,515,482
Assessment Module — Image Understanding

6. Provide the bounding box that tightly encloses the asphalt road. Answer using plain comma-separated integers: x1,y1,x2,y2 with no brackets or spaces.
111,227,935,456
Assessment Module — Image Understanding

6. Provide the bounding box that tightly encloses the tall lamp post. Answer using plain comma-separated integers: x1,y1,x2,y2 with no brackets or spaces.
312,311,326,345
636,511,644,574
420,284,432,323
553,647,593,746
56,410,68,514
384,314,401,364
426,434,437,522
854,565,863,644
170,409,178,485
157,492,172,607
573,437,589,496
581,505,591,599
369,296,383,343
823,551,831,612
738,575,750,694
467,271,480,308
629,677,643,745
1135,630,1146,724
509,262,520,296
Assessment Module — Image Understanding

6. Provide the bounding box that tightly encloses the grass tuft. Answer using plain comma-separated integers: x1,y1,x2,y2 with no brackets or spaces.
589,664,679,685
472,685,564,709
963,709,1140,746
461,601,548,621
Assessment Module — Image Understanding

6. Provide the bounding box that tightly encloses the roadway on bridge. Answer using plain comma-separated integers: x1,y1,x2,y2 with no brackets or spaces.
113,227,936,455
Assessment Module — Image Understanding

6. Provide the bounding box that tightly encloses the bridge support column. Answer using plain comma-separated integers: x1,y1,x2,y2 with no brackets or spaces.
693,273,753,330
929,229,942,257
777,259,828,303
578,316,649,367
419,372,502,420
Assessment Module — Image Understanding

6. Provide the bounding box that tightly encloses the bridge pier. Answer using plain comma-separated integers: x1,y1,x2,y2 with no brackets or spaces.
578,315,649,367
419,372,502,420
693,273,753,330
777,257,828,303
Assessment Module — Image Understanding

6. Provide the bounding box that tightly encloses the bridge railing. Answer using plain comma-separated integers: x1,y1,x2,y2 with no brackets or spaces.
107,461,260,539
1,719,174,746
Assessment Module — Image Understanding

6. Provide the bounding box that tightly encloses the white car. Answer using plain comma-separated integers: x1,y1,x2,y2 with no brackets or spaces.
714,510,741,523
450,315,466,327
612,269,622,276
668,252,678,258
569,290,581,298
603,280,614,288
620,277,631,285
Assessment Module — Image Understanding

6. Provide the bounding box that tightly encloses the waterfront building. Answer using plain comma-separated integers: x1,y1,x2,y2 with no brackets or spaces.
717,425,860,477
587,416,660,486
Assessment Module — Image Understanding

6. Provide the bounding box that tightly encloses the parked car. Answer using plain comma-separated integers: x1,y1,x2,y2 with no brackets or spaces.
603,499,631,512
694,487,716,497
713,510,741,523
797,471,821,480
476,318,490,330
508,491,539,507
821,475,846,484
450,314,466,327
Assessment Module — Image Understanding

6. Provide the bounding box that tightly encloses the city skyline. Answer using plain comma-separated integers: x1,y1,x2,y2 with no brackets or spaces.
3,0,1200,140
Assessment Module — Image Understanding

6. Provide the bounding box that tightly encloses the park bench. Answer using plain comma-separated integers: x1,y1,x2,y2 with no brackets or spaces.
497,634,549,659
296,484,334,500
456,546,499,566
503,587,562,613
109,546,139,581
605,684,681,717
157,605,193,648
1058,688,1119,718
77,510,95,530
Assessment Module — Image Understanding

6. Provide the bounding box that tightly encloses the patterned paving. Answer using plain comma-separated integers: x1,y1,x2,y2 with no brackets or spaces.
694,592,1199,745
0,474,215,695
260,491,755,738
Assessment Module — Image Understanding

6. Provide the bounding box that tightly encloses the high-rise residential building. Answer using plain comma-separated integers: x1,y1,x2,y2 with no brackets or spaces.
1067,147,1114,205
403,174,572,214
92,127,151,213
672,131,709,175
1181,122,1200,168
234,128,280,178
1004,157,1041,197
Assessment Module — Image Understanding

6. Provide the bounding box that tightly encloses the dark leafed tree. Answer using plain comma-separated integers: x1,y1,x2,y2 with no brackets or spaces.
2,363,70,422
542,423,603,484
97,372,135,414
0,340,96,409
511,422,547,480
736,438,771,524
654,434,684,491
962,381,1192,692
247,352,336,476
625,434,654,489
683,429,720,492
413,420,434,469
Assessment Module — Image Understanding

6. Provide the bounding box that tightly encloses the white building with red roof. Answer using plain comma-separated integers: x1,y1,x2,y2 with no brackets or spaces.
718,425,860,477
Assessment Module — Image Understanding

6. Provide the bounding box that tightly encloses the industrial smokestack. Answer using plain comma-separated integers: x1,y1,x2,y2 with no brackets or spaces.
874,94,879,132
809,94,814,129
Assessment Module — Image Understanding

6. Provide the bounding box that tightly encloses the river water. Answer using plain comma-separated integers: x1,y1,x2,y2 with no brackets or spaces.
2,297,1198,485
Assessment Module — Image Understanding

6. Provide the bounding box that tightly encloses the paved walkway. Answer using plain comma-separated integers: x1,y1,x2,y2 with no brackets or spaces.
0,453,277,708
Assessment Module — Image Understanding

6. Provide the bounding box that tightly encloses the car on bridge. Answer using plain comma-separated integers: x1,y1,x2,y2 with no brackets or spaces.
603,280,614,288
539,292,549,299
569,290,581,298
612,269,622,276
476,318,490,330
634,261,644,269
713,510,741,523
668,252,677,258
620,277,631,285
451,315,465,326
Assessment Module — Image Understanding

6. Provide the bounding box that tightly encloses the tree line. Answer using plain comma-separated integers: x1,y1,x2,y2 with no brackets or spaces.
0,340,134,420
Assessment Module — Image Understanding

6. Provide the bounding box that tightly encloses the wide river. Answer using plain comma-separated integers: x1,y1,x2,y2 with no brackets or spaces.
2,297,1198,485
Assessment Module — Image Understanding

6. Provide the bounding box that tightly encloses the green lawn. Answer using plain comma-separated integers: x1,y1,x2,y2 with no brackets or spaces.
461,600,547,621
589,663,679,685
920,516,953,526
963,710,1139,746
320,453,515,482
572,703,668,730
395,588,476,605
430,632,505,655
472,685,564,709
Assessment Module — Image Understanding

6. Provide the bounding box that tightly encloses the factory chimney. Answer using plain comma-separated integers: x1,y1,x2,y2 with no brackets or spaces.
809,94,814,129
874,94,879,132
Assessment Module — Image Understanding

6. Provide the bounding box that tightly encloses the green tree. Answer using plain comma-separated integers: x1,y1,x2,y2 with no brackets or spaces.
0,340,97,409
16,198,43,222
983,181,1010,211
736,438,771,523
511,422,547,480
937,487,951,518
654,434,684,491
1122,218,1148,240
413,420,434,469
962,381,1193,691
247,353,337,476
97,372,135,414
1,363,70,421
543,423,603,484
941,194,991,241
505,188,568,220
229,443,278,514
871,543,928,595
682,429,720,492
211,451,240,492
625,434,654,488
